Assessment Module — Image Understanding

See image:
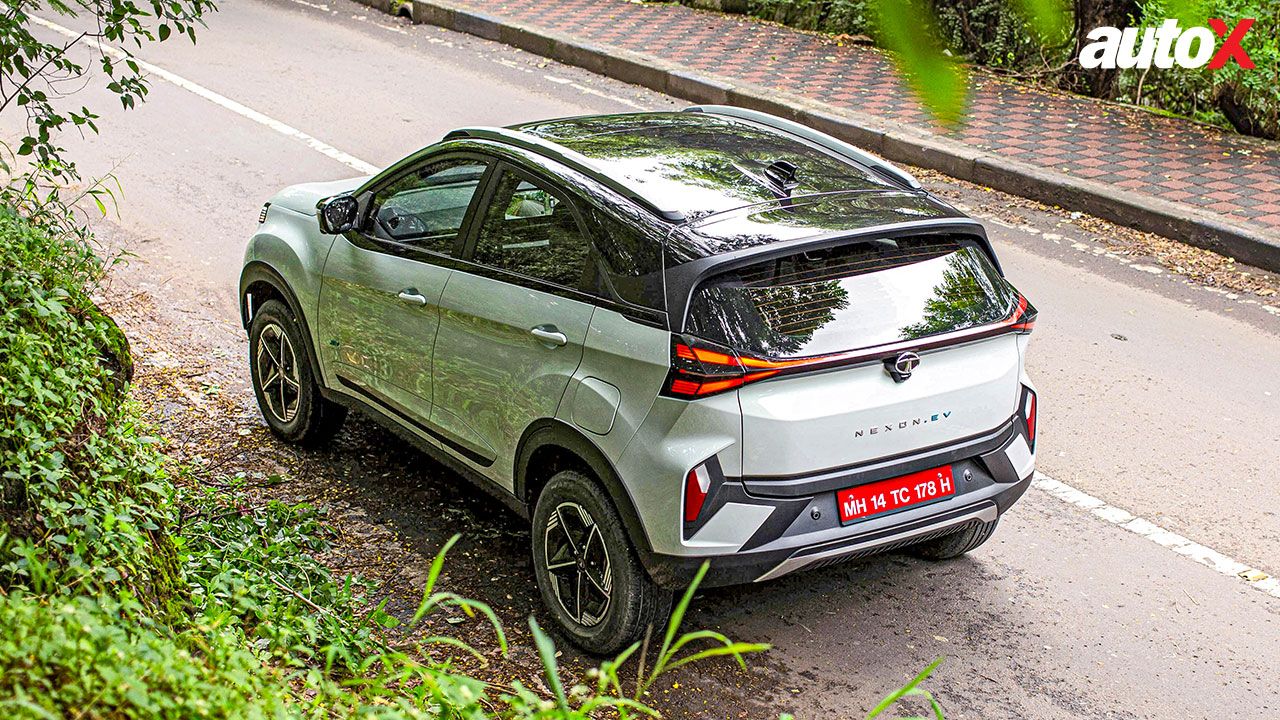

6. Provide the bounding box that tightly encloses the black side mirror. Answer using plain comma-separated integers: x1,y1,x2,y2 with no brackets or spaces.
317,194,359,234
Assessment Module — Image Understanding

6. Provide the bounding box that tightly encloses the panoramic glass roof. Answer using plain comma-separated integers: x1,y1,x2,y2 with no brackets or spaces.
515,112,898,220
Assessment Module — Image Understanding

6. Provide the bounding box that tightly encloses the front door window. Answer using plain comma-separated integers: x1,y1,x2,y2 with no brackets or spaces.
369,160,488,255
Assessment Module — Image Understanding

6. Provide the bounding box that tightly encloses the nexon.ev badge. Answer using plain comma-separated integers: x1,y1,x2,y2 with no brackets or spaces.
1079,18,1255,70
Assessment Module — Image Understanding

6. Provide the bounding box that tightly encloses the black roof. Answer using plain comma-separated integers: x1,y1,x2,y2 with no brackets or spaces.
441,110,979,270
513,111,904,221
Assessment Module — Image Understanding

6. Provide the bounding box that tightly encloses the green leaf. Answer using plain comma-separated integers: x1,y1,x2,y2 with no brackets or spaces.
661,642,772,674
529,616,569,710
869,0,968,126
1012,0,1069,42
866,657,945,719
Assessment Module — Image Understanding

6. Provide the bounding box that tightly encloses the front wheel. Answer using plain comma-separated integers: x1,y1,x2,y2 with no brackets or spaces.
531,470,670,655
248,299,346,445
910,519,999,560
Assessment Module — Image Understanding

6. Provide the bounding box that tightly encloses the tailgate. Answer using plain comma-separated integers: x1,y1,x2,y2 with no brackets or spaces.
737,334,1019,476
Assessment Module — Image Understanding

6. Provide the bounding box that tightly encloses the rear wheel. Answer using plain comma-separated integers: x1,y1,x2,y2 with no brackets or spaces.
911,519,999,560
531,470,670,655
249,299,346,445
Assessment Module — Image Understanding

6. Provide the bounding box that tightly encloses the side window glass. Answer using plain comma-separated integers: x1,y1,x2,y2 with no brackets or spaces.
369,160,488,254
585,208,666,312
472,171,590,287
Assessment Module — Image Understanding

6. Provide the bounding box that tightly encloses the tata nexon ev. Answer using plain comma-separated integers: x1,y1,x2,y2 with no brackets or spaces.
239,106,1040,653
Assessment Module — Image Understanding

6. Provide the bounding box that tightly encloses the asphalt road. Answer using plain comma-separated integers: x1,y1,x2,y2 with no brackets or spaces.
8,0,1279,717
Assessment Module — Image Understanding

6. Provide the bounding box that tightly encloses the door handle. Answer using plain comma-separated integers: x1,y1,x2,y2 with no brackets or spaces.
396,288,429,306
530,325,568,347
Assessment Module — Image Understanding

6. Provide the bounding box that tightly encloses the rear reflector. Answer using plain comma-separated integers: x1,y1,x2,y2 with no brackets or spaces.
1024,388,1038,451
684,466,711,522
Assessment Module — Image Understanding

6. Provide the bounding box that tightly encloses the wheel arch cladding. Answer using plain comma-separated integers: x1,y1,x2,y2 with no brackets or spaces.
239,262,323,382
515,418,653,555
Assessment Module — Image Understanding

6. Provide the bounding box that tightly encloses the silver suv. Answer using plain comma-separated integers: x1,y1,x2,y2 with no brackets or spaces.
239,107,1039,653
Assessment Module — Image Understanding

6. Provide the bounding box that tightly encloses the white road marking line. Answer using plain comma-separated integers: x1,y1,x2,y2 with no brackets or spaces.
543,73,645,109
28,19,1280,604
1033,473,1280,600
564,81,647,110
31,15,379,175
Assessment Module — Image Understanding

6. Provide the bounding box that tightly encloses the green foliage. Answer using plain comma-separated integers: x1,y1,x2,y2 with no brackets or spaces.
0,592,290,720
749,0,873,36
1125,0,1280,138
871,0,971,125
1013,0,1071,41
178,485,389,672
0,204,180,618
931,0,1061,70
0,0,218,183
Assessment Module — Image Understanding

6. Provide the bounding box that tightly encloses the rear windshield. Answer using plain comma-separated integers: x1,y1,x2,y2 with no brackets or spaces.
685,238,1018,359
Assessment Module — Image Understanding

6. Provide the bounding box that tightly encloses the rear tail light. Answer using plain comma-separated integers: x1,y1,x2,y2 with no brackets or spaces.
665,292,1037,400
664,336,780,398
1011,294,1037,333
684,465,711,522
1023,387,1038,451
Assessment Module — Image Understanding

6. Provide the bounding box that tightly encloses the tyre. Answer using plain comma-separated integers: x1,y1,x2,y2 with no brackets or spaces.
248,298,346,445
910,519,999,560
531,470,671,655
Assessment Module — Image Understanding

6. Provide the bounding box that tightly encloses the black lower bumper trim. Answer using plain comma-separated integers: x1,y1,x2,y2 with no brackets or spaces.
639,473,1033,589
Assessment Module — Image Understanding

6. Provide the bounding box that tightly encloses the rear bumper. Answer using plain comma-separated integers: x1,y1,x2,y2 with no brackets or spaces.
642,471,1032,589
636,412,1037,589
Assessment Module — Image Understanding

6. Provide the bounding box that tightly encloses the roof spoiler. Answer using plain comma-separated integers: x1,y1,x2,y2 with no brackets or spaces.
663,218,994,327
683,105,923,191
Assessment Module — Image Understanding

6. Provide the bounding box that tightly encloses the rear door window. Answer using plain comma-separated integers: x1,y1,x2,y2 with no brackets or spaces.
470,169,591,288
685,238,1019,359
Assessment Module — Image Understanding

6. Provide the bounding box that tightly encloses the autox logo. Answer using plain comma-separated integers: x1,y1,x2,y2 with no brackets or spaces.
1079,18,1255,70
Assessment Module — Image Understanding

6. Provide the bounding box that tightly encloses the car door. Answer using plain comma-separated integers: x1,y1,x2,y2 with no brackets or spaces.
430,163,597,481
317,156,492,427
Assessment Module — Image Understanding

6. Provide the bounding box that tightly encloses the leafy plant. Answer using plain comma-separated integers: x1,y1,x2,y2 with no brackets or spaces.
865,657,946,719
1,0,217,182
1127,0,1280,138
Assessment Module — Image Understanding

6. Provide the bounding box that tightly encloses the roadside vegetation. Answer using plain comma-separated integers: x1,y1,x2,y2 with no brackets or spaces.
0,196,951,718
680,0,1279,139
0,1,949,718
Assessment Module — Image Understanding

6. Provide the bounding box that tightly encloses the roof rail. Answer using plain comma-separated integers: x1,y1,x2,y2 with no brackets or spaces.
442,126,687,221
683,105,922,190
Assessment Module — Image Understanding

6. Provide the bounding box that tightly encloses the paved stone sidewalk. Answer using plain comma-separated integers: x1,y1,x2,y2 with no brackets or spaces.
401,0,1280,267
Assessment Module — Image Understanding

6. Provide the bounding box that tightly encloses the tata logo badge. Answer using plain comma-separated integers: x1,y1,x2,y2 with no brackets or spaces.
884,351,921,383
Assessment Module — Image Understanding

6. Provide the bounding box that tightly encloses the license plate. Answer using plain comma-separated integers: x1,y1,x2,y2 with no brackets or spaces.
837,465,956,524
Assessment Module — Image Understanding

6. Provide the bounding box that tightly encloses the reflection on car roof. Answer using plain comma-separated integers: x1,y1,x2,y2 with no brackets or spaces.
513,112,898,221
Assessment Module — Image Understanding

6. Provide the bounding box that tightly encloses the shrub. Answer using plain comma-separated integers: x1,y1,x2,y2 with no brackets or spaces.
0,205,181,618
1123,0,1280,139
